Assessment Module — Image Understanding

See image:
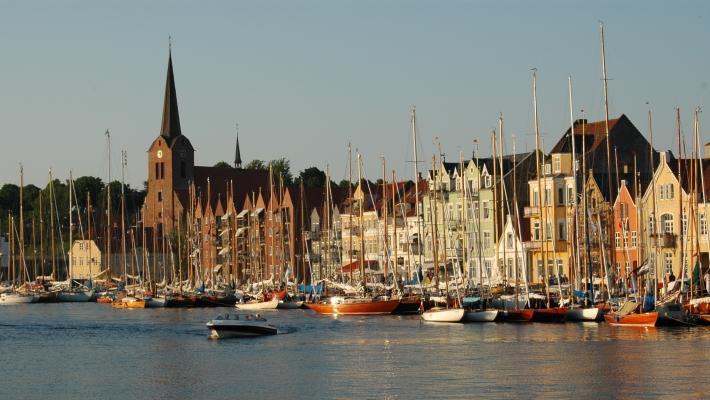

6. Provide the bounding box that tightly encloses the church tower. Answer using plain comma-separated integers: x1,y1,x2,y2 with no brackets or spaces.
144,49,195,232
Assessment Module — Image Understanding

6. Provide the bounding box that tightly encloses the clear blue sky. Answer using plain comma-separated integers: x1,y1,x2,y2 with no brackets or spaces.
1,1,709,188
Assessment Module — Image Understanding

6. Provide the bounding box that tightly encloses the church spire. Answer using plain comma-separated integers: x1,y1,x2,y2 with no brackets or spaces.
234,123,242,169
160,40,182,139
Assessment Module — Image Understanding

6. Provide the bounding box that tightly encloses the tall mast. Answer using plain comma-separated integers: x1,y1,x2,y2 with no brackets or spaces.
19,165,25,284
105,130,112,279
392,170,399,282
348,142,354,284
411,106,424,274
357,153,366,286
87,192,93,279
381,157,388,280
49,169,56,279
68,170,73,282
121,150,127,284
676,108,686,292
568,76,581,293
532,70,548,302
648,109,659,305
39,190,44,278
600,23,616,280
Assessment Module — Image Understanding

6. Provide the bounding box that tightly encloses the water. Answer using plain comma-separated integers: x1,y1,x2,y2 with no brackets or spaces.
1,304,709,400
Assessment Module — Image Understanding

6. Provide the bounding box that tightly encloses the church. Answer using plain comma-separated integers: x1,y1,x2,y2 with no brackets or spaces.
142,50,269,235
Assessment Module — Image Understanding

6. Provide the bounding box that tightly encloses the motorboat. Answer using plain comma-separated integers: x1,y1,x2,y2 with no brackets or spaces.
206,313,278,339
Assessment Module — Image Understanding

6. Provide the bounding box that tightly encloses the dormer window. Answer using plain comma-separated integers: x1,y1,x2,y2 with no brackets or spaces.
484,175,492,188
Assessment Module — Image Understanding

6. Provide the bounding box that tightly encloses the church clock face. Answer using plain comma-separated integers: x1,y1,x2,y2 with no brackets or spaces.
157,150,163,159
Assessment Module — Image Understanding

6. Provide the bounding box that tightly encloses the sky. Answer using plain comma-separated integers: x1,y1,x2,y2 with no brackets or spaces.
1,0,709,188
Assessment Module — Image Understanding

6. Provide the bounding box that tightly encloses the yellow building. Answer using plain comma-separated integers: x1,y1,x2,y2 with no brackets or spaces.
67,240,102,280
525,153,575,284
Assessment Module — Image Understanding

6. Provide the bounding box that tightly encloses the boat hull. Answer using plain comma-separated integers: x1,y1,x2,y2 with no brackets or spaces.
305,299,400,315
277,300,304,309
566,307,602,321
463,309,499,322
146,297,167,308
421,307,465,322
531,308,568,323
236,298,280,310
501,309,534,322
207,320,277,339
0,293,37,304
57,289,94,303
392,296,423,315
604,311,658,327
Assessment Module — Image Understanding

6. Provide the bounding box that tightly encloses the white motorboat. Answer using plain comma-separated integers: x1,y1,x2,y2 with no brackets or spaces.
0,292,37,304
206,314,278,339
463,309,499,322
566,306,602,322
235,297,279,310
421,307,464,322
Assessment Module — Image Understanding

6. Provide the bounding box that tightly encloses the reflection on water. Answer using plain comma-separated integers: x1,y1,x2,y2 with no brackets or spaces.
1,304,708,399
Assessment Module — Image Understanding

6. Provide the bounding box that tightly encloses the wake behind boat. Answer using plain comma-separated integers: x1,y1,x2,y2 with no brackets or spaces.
206,313,278,339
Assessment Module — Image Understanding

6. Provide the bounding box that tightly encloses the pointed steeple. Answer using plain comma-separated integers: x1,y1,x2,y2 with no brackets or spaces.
160,45,182,139
234,123,242,169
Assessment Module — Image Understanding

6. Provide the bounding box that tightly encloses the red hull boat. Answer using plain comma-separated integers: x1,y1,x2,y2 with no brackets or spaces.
306,297,400,315
502,309,534,322
531,307,568,323
604,311,658,327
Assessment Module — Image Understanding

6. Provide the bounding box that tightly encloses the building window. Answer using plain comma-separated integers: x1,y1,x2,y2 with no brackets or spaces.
664,252,673,274
557,220,566,240
483,201,490,219
485,260,492,279
545,222,552,240
532,189,539,207
158,191,162,202
483,231,491,248
553,156,561,173
537,260,543,280
620,203,628,219
649,214,656,234
615,232,621,248
533,222,540,241
567,187,574,205
631,231,637,247
661,213,674,234
155,163,160,179
484,175,492,188
623,231,629,248
545,188,551,206
682,214,688,237
506,233,514,249
557,187,565,205
701,214,708,236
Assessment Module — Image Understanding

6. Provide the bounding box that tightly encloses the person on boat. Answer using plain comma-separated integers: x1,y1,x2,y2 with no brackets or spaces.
704,270,710,295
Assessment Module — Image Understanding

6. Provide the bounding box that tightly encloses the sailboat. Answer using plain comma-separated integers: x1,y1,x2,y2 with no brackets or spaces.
1,167,38,305
305,152,399,316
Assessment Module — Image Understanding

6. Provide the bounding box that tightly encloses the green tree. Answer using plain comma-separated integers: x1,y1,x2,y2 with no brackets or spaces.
270,158,293,186
245,159,266,170
296,167,326,188
213,161,232,168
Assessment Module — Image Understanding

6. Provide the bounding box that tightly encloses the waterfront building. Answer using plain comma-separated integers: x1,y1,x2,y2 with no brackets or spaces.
67,240,102,280
612,180,640,284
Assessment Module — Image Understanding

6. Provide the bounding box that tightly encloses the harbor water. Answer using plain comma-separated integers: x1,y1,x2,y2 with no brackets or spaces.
1,304,709,399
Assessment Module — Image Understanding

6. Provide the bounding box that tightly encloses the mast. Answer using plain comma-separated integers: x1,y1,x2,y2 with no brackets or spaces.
49,169,56,280
600,23,616,286
532,70,549,304
87,192,93,279
392,170,399,283
68,170,73,282
105,130,112,280
357,153,366,287
491,129,500,286
512,137,519,309
568,77,581,293
382,157,388,280
39,190,44,278
676,108,686,293
19,165,25,284
121,150,128,285
348,142,354,284
411,106,424,276
430,156,441,292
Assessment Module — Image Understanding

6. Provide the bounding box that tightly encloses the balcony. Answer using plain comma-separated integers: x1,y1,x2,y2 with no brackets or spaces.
524,206,540,218
651,233,677,248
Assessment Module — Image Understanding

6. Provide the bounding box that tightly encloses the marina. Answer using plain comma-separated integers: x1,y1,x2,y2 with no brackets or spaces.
1,303,709,399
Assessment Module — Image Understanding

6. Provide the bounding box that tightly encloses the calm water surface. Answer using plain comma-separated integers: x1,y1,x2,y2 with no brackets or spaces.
1,304,709,400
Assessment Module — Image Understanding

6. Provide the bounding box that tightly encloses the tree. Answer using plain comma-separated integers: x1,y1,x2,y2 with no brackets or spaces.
245,159,266,170
296,167,327,188
338,179,351,188
213,161,232,169
270,158,293,186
